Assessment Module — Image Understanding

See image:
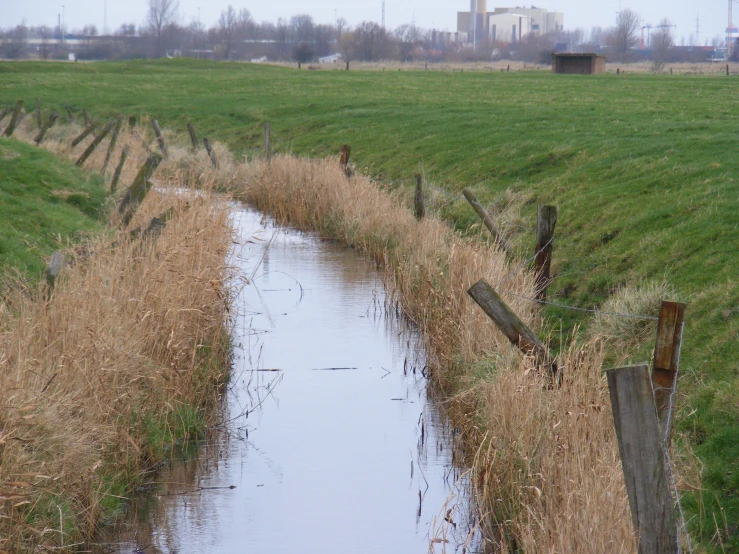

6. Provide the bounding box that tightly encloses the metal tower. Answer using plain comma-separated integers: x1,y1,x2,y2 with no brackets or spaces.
728,0,738,50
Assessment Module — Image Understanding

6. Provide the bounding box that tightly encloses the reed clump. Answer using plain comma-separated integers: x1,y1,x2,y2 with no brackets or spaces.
1,123,232,550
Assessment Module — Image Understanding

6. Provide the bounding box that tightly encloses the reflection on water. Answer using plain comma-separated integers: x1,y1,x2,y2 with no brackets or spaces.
97,208,480,554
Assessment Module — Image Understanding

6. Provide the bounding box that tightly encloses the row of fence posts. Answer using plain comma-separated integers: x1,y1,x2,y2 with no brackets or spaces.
338,143,686,553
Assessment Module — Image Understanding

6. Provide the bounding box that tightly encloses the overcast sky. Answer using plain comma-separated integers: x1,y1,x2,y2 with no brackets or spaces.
0,0,729,45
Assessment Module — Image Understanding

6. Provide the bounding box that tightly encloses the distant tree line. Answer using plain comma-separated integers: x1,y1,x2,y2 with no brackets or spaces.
0,2,731,65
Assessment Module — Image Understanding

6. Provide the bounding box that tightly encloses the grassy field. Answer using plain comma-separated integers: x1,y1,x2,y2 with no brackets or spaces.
3,59,739,550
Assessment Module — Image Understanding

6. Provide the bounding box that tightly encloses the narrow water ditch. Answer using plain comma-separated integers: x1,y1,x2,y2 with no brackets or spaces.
99,206,481,554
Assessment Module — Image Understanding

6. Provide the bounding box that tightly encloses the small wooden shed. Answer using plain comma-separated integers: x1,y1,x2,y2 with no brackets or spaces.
552,53,606,75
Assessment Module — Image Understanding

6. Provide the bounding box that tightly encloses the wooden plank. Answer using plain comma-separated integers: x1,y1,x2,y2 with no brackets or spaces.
76,120,115,167
652,301,687,444
117,152,163,226
462,188,514,259
187,123,199,151
467,279,550,365
414,174,425,220
151,119,169,159
3,100,24,137
34,112,59,145
102,116,124,174
535,205,557,300
607,365,679,554
110,145,129,193
203,137,218,168
264,122,271,161
70,123,97,148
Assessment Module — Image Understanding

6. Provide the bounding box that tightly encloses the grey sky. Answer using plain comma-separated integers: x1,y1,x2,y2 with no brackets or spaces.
1,0,728,46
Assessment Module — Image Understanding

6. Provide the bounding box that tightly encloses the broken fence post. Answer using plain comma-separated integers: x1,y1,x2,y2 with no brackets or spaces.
606,364,679,554
414,174,425,220
102,116,124,175
203,137,218,168
34,112,59,145
187,122,200,151
467,279,552,369
117,152,163,226
76,120,116,167
652,300,687,445
462,188,513,259
71,123,97,148
110,145,129,193
264,122,271,161
535,205,557,300
151,119,169,159
45,251,67,295
35,98,42,127
3,100,24,137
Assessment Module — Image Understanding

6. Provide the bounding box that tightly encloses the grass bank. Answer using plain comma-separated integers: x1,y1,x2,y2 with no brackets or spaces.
0,124,232,550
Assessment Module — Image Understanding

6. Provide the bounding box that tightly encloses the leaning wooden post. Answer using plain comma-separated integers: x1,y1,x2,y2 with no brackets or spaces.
34,112,59,145
535,205,557,300
462,188,514,259
151,119,169,159
414,174,425,220
76,120,115,167
35,98,42,127
187,123,200,151
652,301,687,445
110,145,129,193
102,116,124,174
467,279,552,369
264,122,271,161
607,364,679,554
3,100,24,137
117,152,163,226
203,137,218,168
71,123,97,148
45,251,66,295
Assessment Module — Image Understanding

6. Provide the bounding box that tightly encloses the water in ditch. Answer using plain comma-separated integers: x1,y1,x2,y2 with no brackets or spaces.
99,207,481,554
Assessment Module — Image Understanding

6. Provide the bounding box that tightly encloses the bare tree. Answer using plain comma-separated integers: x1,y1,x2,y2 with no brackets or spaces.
354,21,390,61
147,0,179,57
609,8,640,61
652,18,675,69
218,5,237,60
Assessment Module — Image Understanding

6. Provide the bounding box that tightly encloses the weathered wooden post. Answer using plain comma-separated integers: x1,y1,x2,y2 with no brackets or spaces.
45,251,66,295
727,64,730,76
203,137,218,168
83,108,91,128
35,98,42,127
34,112,59,145
151,119,169,159
651,301,687,445
3,100,24,137
467,279,552,369
607,364,679,554
462,188,513,259
339,144,351,176
535,205,557,300
65,103,74,122
71,123,97,148
117,153,163,225
346,60,350,71
102,116,124,174
264,122,271,161
187,123,200,151
110,145,129,193
414,174,425,220
76,120,116,167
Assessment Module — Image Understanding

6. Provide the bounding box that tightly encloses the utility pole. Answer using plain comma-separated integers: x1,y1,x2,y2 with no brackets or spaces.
62,5,65,45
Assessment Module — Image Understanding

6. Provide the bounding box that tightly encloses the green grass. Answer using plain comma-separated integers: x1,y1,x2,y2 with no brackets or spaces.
3,58,739,549
0,138,107,279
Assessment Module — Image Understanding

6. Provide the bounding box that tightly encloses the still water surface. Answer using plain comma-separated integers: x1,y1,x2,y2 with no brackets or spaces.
103,207,478,553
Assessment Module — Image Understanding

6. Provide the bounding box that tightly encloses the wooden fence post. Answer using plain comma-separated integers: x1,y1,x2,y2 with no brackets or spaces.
102,116,123,174
110,145,129,193
264,122,271,161
607,364,679,554
71,123,97,148
339,144,351,177
3,100,24,137
151,119,169,159
117,152,163,225
76,120,115,167
35,98,42,127
652,301,687,445
34,113,59,145
65,103,74,122
83,108,91,128
535,205,557,300
203,137,218,168
462,188,514,259
468,279,552,368
414,174,425,220
187,123,199,151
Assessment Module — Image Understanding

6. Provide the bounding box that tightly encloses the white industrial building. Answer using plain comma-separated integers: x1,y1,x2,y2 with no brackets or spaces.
457,3,563,45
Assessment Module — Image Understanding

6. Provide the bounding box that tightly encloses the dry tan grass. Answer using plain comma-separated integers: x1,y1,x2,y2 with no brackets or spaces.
1,123,232,550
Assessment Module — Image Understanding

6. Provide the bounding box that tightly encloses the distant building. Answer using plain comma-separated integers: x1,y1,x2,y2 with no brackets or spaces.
319,54,342,64
457,3,563,46
552,53,605,74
